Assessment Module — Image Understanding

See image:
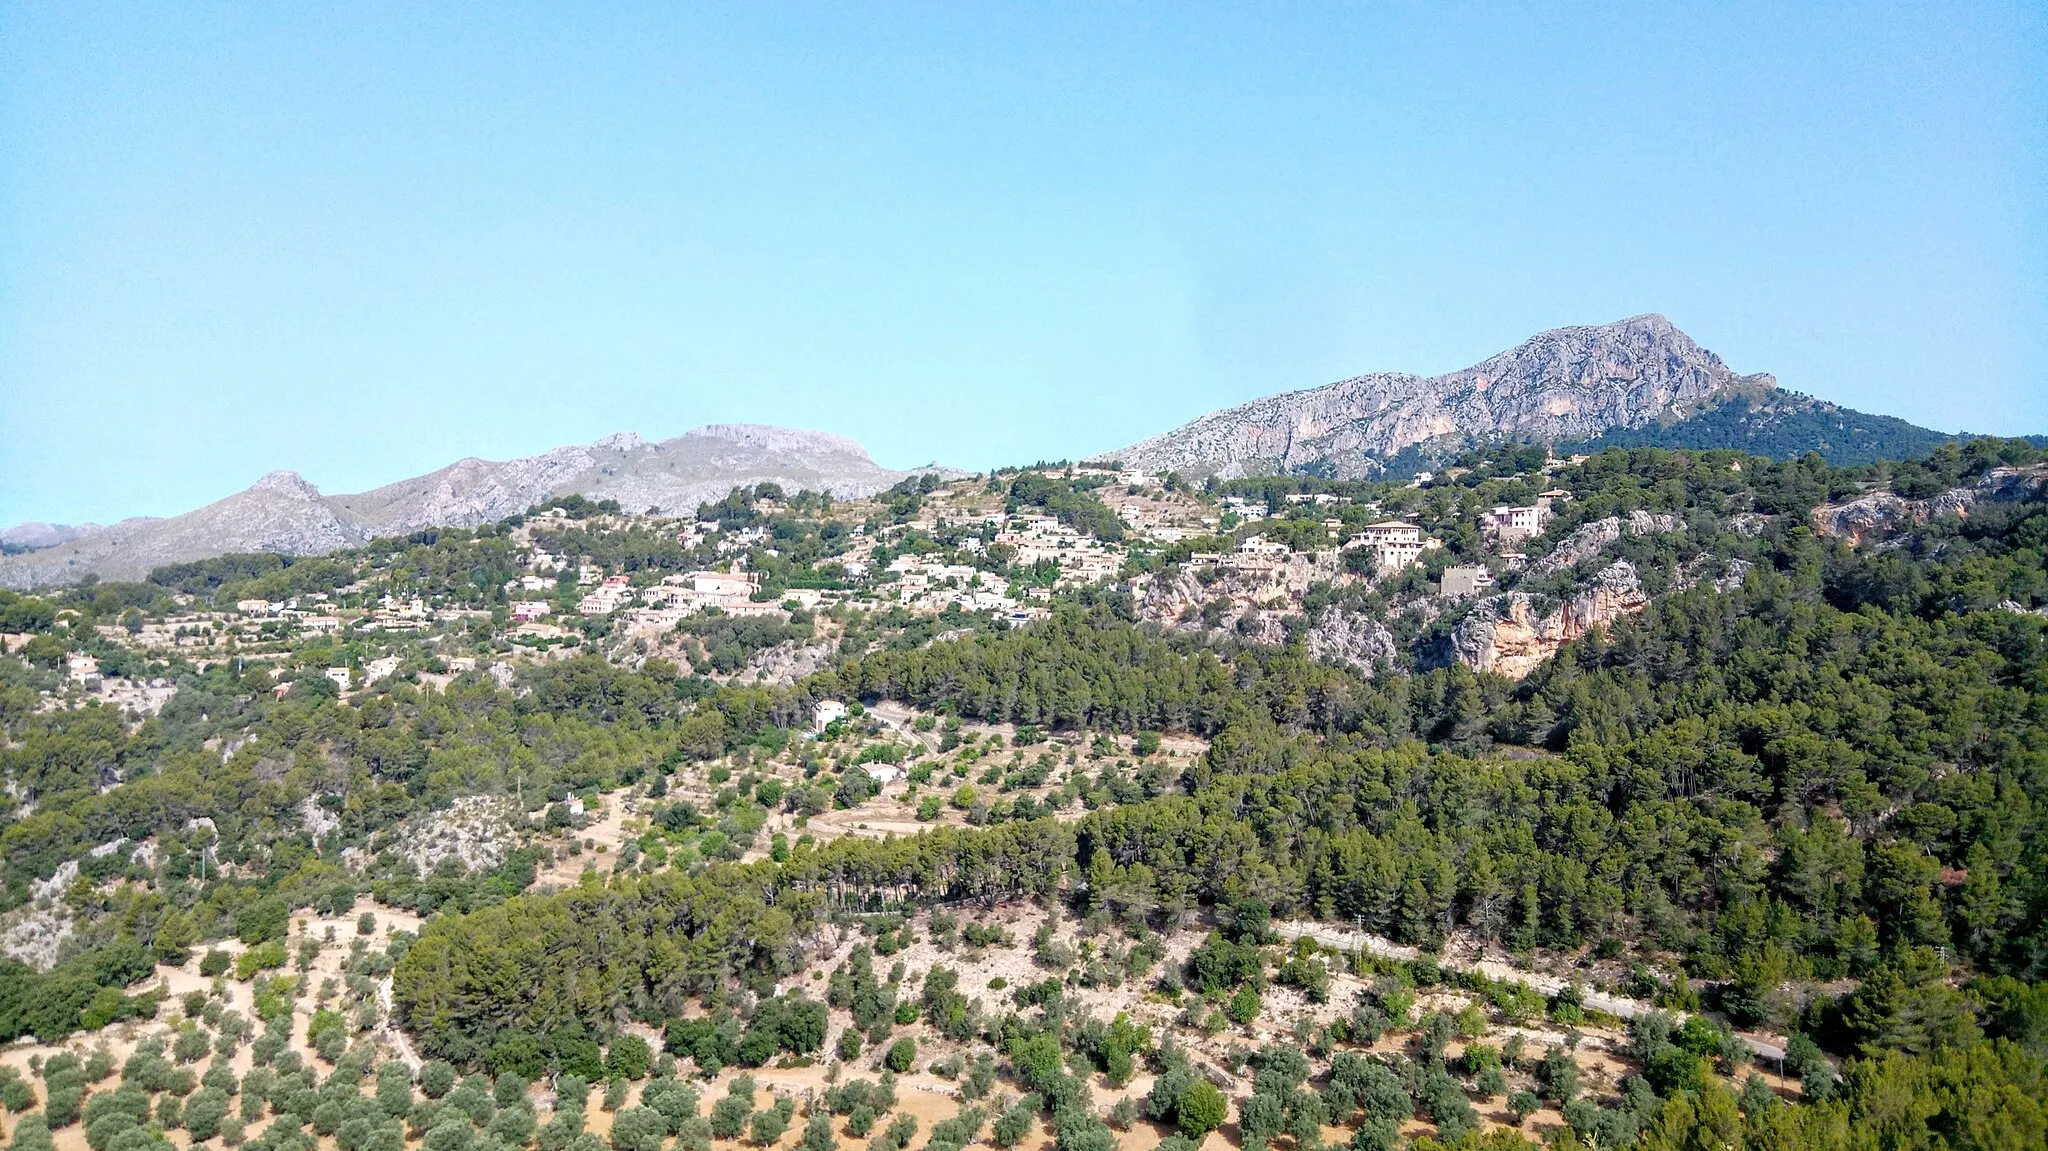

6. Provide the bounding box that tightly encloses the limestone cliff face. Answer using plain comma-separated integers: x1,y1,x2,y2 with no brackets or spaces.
1808,466,2046,546
1305,608,1399,677
1115,315,1775,478
1528,511,1687,576
1137,551,1343,626
1450,560,1649,679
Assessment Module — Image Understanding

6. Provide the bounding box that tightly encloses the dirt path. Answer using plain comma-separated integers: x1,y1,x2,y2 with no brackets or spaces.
1275,920,1788,1062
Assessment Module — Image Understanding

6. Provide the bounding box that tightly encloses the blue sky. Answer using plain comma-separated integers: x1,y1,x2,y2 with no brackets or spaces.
2,2,2043,527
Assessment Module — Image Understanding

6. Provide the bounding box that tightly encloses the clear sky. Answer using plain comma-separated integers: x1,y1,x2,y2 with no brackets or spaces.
2,2,2043,527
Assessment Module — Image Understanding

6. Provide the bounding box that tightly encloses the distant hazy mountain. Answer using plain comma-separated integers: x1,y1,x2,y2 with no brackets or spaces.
0,521,133,552
1111,314,1957,478
0,425,957,588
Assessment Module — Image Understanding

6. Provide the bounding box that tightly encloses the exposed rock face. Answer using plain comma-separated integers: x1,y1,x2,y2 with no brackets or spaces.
1675,555,1754,594
300,795,342,840
1116,315,1778,478
747,639,836,685
1528,511,1687,576
0,861,80,970
1809,466,2046,546
1,424,964,588
1233,612,1292,646
1452,560,1648,678
1138,551,1343,627
1306,608,1398,676
401,795,518,877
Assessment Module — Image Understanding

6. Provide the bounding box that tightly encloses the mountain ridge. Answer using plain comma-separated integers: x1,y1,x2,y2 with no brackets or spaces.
1109,314,1951,478
0,424,960,588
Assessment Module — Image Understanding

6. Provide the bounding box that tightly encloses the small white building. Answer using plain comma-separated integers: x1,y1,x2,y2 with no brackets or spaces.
814,700,848,732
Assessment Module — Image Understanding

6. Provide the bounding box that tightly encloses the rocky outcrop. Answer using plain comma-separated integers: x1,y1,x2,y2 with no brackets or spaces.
1452,560,1648,678
1,424,965,588
1233,612,1292,646
0,861,80,970
1809,466,2046,546
1139,551,1343,628
1115,315,1780,479
1306,608,1398,676
1527,511,1686,576
1674,555,1754,594
747,639,836,685
401,795,519,876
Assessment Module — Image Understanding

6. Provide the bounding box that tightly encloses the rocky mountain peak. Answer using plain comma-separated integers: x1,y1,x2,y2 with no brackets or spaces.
249,470,326,499
1114,315,1782,479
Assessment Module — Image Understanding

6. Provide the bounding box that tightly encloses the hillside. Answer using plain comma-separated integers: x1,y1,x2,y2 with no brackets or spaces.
0,425,958,588
1112,314,1957,478
1561,390,1960,465
0,438,2044,1151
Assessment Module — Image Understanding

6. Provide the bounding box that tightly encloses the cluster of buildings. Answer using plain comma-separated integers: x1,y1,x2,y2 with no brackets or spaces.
615,569,799,633
877,553,1044,621
576,576,638,616
230,596,344,634
993,513,1125,585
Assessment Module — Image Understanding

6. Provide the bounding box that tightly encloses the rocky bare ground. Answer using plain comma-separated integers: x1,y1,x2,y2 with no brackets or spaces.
1139,551,1343,627
400,795,522,876
0,860,79,969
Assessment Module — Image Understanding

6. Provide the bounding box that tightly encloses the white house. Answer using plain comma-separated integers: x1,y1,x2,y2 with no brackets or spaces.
1354,520,1422,548
1480,505,1549,542
1350,521,1435,573
814,700,848,732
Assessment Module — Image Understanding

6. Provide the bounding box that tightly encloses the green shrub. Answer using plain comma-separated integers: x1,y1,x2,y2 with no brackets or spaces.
883,1038,916,1074
235,943,287,982
1176,1081,1226,1140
